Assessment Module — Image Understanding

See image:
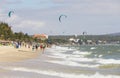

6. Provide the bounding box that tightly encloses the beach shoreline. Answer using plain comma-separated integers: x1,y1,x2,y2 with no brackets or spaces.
0,45,120,78
0,46,41,62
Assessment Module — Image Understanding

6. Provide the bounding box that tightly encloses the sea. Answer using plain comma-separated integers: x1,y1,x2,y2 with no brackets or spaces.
0,44,120,78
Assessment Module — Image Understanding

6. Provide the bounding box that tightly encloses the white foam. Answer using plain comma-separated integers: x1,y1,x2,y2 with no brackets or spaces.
98,59,120,64
51,46,73,51
68,57,94,62
47,47,92,61
46,46,74,54
46,60,99,68
46,52,94,63
3,67,120,78
98,55,103,58
48,52,72,59
90,47,96,50
73,51,92,55
46,45,120,67
51,53,120,65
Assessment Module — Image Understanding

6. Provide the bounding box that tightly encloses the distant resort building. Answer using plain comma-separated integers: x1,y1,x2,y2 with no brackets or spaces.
33,34,48,40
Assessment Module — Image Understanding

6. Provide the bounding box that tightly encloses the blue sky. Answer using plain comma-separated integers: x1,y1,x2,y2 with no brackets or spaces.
0,0,120,35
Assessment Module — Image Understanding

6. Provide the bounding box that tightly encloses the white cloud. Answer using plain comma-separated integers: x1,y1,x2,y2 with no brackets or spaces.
18,20,45,28
11,16,45,32
52,0,65,3
51,0,120,15
0,0,6,7
81,0,120,15
0,10,45,34
1,0,120,35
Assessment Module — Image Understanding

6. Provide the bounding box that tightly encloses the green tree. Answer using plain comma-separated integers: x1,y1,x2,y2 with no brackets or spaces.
0,22,13,40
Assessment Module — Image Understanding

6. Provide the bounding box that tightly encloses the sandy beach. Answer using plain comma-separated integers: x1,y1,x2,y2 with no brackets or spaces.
0,46,40,62
0,45,120,78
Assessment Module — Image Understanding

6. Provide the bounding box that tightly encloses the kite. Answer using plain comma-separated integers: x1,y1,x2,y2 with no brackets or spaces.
83,32,87,35
59,15,67,22
8,11,14,17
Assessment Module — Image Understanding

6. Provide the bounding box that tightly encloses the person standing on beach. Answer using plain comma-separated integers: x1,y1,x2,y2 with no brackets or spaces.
40,44,46,54
40,44,43,50
35,44,38,51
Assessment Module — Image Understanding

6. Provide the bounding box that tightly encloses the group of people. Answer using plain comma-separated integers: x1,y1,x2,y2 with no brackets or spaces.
13,41,22,48
13,41,47,54
32,44,46,53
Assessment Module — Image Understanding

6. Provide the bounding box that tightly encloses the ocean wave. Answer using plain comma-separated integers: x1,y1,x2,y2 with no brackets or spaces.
46,60,99,68
51,46,74,51
46,54,120,69
73,51,92,55
90,47,97,50
99,64,120,69
98,59,120,64
2,67,120,78
48,45,120,64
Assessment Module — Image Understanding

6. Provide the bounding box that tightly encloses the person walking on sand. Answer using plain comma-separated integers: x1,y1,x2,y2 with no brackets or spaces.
42,44,46,54
32,45,35,51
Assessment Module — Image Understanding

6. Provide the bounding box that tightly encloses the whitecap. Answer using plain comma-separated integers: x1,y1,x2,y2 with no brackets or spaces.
3,67,120,78
90,47,96,50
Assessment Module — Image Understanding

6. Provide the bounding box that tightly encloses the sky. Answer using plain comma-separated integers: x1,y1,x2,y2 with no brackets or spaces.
0,0,120,35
